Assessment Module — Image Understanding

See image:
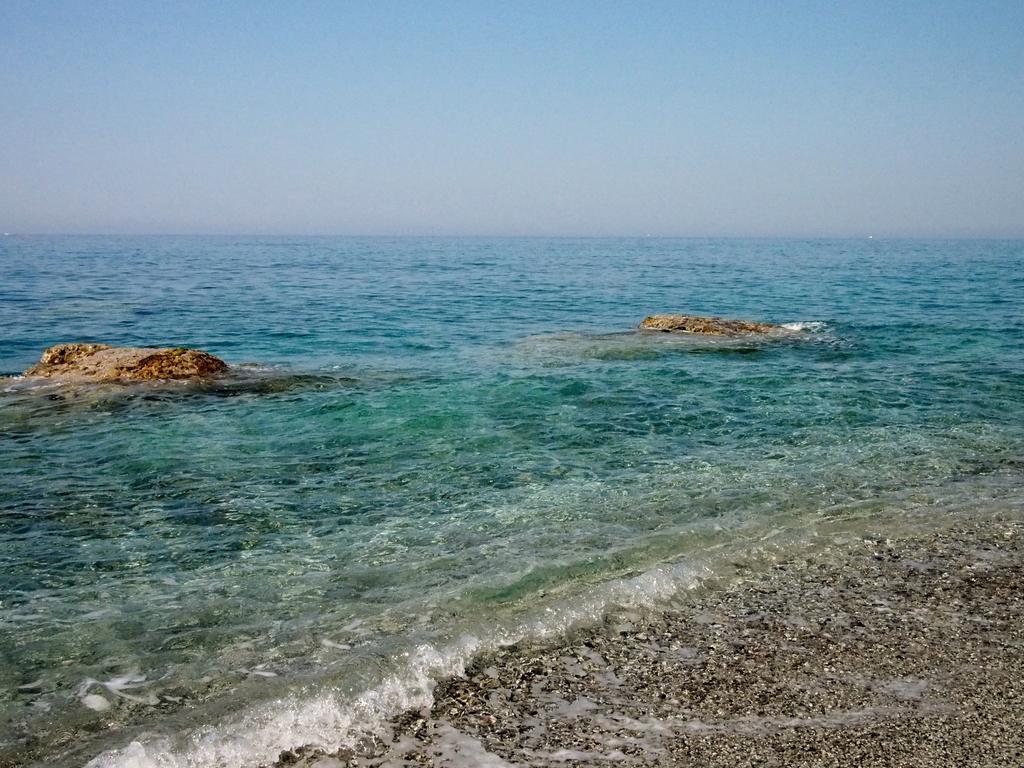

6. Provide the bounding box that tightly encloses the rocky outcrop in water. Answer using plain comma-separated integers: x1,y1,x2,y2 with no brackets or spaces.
639,314,778,335
24,343,228,382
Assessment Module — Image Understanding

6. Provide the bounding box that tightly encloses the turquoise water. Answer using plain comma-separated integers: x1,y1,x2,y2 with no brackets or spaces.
1,237,1023,767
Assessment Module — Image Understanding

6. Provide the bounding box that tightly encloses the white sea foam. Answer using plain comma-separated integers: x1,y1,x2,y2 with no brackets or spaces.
85,561,706,768
780,321,827,331
427,724,520,767
85,640,481,768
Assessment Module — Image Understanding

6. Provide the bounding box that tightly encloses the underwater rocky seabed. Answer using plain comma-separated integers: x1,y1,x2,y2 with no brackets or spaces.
1,237,1022,767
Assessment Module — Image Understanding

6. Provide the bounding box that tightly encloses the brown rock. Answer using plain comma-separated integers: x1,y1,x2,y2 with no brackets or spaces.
24,343,228,382
639,314,778,335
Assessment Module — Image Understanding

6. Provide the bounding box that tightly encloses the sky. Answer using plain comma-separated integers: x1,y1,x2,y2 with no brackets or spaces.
1,1,1022,237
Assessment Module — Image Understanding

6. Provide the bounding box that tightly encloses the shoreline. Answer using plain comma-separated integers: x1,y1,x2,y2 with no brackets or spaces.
290,511,1024,767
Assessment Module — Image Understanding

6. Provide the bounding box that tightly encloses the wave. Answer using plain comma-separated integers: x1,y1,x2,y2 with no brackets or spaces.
84,645,469,768
84,561,706,768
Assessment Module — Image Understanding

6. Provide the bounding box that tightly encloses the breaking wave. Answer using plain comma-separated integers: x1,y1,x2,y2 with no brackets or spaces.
85,561,707,768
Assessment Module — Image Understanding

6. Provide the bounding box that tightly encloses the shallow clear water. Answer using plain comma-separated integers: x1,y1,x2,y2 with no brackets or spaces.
1,236,1023,767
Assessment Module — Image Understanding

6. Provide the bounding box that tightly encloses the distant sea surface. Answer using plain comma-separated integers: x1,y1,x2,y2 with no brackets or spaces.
1,237,1023,767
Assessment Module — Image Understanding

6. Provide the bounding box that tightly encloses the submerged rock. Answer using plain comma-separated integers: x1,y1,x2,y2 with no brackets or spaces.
639,314,778,335
24,343,228,382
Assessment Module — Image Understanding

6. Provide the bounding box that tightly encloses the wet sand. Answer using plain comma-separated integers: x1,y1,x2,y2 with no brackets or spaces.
290,513,1024,767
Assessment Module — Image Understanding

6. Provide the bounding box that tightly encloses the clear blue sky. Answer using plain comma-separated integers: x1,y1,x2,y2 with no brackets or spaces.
2,1,1022,236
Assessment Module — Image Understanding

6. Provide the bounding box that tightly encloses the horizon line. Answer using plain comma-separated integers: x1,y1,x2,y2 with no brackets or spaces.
4,232,1024,241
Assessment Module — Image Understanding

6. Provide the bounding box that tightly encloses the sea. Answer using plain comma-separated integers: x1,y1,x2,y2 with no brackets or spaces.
1,236,1022,767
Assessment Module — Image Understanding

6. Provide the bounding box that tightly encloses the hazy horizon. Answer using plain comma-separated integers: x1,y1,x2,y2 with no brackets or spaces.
3,1,1022,238
5,233,1024,241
